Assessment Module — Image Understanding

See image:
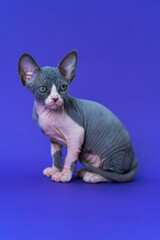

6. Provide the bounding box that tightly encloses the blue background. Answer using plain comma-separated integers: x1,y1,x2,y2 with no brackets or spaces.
1,0,160,239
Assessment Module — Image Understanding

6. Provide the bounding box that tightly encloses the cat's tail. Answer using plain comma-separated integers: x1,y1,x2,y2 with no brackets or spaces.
79,159,138,183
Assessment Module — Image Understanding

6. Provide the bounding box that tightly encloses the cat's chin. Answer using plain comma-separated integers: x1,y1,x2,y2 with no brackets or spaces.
45,103,62,110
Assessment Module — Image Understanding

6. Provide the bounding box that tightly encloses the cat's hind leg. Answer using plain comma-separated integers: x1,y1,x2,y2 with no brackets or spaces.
79,153,111,183
77,168,110,183
83,172,110,183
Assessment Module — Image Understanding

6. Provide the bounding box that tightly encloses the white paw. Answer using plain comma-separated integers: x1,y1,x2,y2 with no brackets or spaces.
43,167,59,177
51,171,72,183
83,172,108,183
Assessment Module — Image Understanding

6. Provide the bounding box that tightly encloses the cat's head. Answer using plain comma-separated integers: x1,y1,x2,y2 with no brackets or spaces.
18,51,78,110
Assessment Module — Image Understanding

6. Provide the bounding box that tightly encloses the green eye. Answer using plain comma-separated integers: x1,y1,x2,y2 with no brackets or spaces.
39,86,47,93
59,85,68,92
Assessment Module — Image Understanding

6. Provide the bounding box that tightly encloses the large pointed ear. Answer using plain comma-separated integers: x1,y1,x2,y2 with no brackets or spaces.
18,53,40,86
58,50,78,84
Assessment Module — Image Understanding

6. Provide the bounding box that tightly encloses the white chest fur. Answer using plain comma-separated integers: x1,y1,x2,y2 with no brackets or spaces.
34,101,85,147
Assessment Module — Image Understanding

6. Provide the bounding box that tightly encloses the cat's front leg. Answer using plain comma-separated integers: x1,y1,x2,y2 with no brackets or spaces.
51,148,79,182
51,129,85,183
43,142,63,177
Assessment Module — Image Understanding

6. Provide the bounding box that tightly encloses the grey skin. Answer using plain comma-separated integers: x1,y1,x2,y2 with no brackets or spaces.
18,51,138,183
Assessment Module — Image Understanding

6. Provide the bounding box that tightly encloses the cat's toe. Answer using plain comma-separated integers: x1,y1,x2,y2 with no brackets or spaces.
43,167,58,177
51,172,72,183
90,174,103,183
51,172,61,182
60,174,72,182
83,172,93,183
83,172,108,183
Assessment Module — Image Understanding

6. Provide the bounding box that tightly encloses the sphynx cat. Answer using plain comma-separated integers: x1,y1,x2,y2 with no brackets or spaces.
18,50,138,183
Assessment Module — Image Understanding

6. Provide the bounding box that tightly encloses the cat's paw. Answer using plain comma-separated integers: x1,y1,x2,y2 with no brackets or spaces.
43,167,59,177
51,171,72,183
83,172,109,183
76,168,89,178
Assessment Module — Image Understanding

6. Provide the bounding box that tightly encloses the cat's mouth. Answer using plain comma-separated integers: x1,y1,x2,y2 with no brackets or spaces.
46,101,63,110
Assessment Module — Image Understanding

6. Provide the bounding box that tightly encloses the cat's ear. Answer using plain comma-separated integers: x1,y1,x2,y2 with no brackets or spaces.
18,53,40,86
58,50,78,84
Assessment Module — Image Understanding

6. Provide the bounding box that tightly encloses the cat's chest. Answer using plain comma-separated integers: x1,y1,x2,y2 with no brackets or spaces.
35,104,67,145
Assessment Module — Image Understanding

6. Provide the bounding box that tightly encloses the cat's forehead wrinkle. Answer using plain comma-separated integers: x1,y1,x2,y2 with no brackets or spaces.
40,67,60,84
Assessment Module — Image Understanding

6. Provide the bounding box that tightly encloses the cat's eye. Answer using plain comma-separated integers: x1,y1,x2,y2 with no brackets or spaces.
59,85,68,92
38,86,47,93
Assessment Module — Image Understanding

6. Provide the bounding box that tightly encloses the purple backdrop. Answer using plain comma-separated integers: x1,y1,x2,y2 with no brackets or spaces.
1,0,160,239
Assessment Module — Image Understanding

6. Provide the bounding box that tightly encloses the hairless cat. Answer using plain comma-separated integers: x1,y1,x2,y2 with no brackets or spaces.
18,50,138,183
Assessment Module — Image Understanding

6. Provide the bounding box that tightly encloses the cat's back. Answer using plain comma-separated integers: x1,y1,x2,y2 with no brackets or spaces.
75,97,123,130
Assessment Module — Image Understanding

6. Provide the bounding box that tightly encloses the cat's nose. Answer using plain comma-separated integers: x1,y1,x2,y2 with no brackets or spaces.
51,97,59,102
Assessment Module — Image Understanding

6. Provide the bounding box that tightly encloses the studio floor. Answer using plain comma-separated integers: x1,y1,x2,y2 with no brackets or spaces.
1,170,160,240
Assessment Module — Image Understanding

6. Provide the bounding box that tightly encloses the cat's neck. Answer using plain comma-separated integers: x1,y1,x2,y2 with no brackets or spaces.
34,100,64,116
